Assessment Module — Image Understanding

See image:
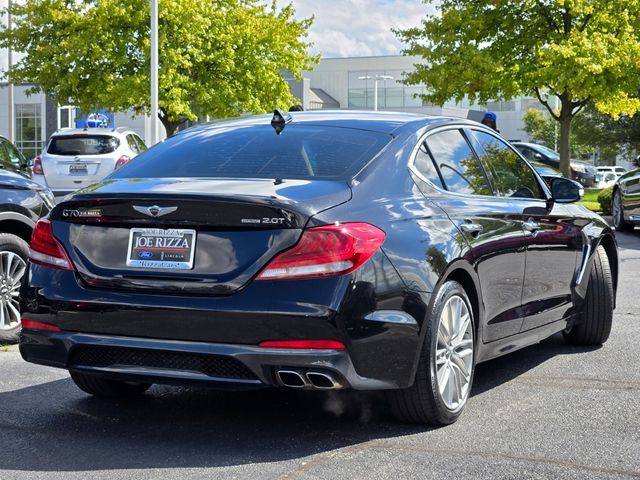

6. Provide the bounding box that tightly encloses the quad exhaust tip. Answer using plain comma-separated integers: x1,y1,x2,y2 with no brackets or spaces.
276,369,344,390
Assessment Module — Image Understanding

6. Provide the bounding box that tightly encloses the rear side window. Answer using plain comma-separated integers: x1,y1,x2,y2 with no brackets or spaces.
425,129,491,195
47,135,120,156
134,135,147,152
126,134,140,154
412,142,444,189
110,125,392,180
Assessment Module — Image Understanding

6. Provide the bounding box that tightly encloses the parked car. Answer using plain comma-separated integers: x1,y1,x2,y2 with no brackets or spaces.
597,166,626,176
529,161,584,198
20,112,617,426
0,135,55,343
512,142,600,187
31,127,147,196
612,165,640,231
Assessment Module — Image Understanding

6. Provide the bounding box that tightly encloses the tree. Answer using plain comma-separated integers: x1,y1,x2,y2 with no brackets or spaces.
522,108,592,159
522,109,558,150
0,0,317,137
396,0,640,177
572,104,640,162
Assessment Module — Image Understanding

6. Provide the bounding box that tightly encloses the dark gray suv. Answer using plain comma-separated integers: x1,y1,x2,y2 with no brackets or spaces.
0,135,55,343
512,142,600,187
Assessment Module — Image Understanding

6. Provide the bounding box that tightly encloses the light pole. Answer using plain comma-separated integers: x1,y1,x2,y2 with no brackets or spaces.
7,0,14,143
150,0,159,145
358,74,394,111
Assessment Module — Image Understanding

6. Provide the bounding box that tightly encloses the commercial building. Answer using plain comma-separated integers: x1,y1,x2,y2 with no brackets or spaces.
0,84,153,160
292,55,541,142
1,55,543,160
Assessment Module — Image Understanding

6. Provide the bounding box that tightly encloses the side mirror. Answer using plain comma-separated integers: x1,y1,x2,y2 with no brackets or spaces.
549,177,581,203
534,153,544,161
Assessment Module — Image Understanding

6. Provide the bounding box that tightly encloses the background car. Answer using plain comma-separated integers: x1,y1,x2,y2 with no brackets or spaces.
31,127,147,196
612,166,640,231
20,112,616,426
597,165,626,176
512,141,600,187
0,135,54,343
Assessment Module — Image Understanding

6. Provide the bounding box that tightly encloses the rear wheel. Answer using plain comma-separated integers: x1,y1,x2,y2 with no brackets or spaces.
0,234,29,344
564,245,613,346
388,281,475,425
70,371,152,397
612,189,634,232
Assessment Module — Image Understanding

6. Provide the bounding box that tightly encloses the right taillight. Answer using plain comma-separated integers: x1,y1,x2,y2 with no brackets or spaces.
29,219,74,270
32,155,44,175
256,222,386,280
115,155,131,170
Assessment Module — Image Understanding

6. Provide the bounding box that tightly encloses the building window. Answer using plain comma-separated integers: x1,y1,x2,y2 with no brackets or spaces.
15,104,42,160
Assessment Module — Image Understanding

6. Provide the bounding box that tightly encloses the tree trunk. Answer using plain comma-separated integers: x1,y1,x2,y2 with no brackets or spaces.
558,101,573,178
159,115,182,138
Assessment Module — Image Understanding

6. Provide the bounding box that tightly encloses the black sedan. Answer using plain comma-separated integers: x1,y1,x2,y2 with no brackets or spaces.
612,163,640,231
20,111,617,426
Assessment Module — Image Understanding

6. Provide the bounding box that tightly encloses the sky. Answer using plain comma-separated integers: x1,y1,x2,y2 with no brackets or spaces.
277,0,438,58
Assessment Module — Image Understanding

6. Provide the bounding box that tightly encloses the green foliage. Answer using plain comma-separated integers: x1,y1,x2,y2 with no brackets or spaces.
522,108,593,158
396,0,640,175
572,104,640,162
0,0,318,136
597,186,614,215
522,109,557,148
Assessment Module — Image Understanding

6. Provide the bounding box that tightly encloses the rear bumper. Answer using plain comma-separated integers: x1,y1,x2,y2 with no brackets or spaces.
20,329,396,390
21,246,425,389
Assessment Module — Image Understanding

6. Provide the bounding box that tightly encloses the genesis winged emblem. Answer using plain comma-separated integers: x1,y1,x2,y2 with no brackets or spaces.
133,205,178,218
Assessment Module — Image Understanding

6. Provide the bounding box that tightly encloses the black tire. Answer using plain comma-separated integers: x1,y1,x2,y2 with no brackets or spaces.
0,233,29,344
612,189,634,232
388,281,475,426
70,371,152,397
564,245,613,346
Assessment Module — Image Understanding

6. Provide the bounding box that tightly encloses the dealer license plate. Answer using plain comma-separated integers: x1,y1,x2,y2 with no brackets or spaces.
126,228,196,269
69,163,88,174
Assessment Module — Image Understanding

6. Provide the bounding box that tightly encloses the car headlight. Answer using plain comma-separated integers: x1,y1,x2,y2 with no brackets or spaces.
570,162,586,173
38,188,56,210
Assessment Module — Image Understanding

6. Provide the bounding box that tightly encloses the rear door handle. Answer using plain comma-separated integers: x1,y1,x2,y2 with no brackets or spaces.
460,220,483,235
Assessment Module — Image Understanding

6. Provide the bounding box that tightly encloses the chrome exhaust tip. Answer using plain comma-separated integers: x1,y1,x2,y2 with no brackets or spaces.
306,370,344,390
276,369,308,388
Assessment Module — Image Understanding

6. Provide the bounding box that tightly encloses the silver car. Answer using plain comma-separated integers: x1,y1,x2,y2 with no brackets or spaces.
32,127,147,195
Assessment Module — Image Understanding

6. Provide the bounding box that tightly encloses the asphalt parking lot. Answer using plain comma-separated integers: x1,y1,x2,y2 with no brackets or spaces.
1,230,639,480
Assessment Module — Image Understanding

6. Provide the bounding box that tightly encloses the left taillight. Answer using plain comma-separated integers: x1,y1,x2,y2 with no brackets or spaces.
32,155,44,175
29,219,74,270
115,155,131,170
256,222,386,281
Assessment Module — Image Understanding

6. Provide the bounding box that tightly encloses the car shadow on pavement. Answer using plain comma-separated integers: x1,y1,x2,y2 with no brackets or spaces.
471,332,600,396
0,333,600,473
615,229,640,251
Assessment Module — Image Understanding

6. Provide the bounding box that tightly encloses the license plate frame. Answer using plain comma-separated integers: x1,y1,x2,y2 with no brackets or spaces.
126,228,197,270
69,163,88,174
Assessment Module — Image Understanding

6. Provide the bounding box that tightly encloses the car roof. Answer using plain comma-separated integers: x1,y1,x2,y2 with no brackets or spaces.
51,127,133,137
185,110,478,136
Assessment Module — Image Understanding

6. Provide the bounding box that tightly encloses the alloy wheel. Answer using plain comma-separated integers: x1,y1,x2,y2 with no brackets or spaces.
435,295,474,411
0,251,26,331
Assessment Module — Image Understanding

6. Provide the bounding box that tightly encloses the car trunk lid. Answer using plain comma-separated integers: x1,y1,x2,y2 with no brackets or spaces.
49,177,351,294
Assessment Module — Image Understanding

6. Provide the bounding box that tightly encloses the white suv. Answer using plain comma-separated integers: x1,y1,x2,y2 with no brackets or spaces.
32,127,147,195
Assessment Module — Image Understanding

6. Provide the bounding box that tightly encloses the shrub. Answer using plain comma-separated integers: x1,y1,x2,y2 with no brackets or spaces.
597,186,613,215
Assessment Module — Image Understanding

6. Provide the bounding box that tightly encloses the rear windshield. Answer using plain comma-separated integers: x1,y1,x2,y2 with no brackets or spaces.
48,135,120,155
110,125,392,180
